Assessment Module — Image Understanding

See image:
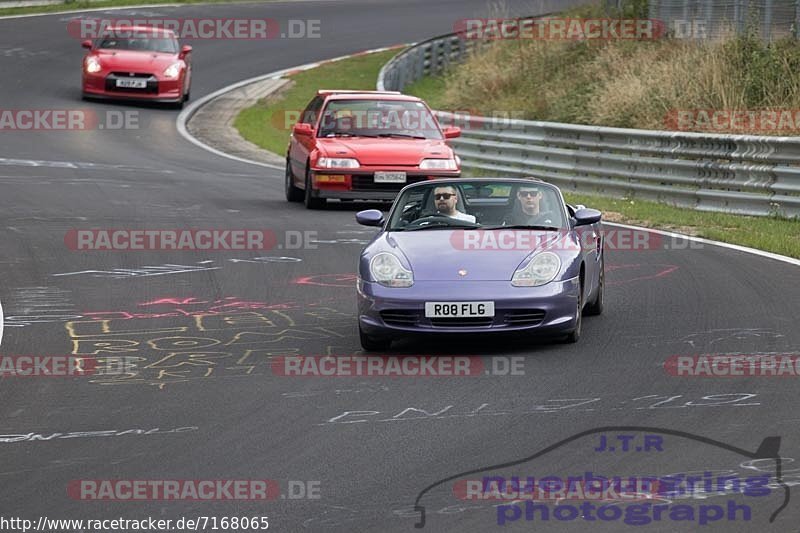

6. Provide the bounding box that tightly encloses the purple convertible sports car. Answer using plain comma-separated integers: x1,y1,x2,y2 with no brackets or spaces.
355,178,605,350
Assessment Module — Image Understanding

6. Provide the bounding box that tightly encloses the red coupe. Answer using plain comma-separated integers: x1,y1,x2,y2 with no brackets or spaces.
285,90,461,209
81,26,192,107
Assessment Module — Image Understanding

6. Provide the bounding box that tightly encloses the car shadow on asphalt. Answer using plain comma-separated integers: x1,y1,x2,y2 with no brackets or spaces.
383,331,578,356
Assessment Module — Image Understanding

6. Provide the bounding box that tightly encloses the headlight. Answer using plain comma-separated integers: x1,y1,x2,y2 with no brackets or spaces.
369,253,413,288
317,157,360,169
85,57,101,74
163,63,181,79
511,252,561,287
419,158,458,170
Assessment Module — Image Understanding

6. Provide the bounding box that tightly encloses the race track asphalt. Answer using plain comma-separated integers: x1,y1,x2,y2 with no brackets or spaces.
1,1,799,531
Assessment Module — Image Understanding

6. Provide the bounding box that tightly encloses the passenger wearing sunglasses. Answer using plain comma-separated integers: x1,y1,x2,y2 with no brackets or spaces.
502,185,555,226
433,185,476,223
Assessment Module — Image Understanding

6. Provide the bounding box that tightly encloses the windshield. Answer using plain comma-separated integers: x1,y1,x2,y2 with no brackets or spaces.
95,36,179,54
386,180,567,230
317,99,443,139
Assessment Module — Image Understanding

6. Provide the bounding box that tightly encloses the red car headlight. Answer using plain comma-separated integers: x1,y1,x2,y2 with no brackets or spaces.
85,57,102,74
163,63,182,79
317,157,360,169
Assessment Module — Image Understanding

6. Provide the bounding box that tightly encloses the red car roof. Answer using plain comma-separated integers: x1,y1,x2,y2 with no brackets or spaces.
319,90,421,102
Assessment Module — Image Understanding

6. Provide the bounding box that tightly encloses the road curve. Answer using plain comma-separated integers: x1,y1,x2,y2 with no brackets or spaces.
1,1,799,531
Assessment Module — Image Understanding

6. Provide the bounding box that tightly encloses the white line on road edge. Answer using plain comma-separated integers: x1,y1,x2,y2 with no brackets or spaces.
605,221,800,267
175,44,410,172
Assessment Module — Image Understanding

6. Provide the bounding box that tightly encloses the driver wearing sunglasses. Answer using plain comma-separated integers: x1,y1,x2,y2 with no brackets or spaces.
502,185,555,226
433,185,476,223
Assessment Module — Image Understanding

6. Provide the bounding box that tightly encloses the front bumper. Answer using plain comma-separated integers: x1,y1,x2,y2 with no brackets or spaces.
310,169,461,201
83,73,183,102
357,277,580,337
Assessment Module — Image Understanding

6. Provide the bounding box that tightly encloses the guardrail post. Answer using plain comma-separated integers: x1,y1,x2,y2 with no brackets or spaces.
795,0,800,37
764,0,773,41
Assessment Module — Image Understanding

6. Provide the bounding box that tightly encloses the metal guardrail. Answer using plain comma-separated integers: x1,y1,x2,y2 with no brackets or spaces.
377,25,800,218
648,0,800,42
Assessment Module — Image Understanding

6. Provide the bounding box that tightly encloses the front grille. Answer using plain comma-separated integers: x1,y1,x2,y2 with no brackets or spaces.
380,310,420,326
504,309,546,326
105,72,158,93
430,317,494,327
110,71,154,77
351,175,429,191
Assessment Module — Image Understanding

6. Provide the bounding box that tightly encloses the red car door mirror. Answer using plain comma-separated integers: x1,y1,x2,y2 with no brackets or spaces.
81,40,92,49
179,45,193,59
293,123,313,136
443,126,461,139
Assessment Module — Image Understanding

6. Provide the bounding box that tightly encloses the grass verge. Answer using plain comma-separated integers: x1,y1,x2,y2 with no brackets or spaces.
413,5,800,134
563,193,800,259
233,42,800,259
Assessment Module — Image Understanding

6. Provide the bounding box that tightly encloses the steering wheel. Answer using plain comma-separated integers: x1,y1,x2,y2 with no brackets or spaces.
405,214,451,228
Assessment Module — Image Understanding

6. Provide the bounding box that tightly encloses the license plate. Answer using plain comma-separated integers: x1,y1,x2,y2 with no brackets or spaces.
374,171,406,183
425,301,495,318
116,78,147,89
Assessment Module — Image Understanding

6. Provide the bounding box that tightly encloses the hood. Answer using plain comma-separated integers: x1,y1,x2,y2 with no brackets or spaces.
316,138,453,166
92,50,178,72
376,230,567,281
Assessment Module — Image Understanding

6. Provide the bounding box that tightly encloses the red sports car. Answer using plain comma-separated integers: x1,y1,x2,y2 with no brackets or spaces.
285,90,462,209
81,26,192,107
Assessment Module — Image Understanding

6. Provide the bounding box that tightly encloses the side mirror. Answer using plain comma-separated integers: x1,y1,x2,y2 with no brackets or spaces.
179,45,192,59
81,40,92,49
292,123,313,137
443,126,461,139
356,209,385,227
573,208,602,226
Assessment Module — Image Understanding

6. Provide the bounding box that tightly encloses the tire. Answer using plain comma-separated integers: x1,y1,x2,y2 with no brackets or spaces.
172,95,185,110
359,324,391,351
584,254,604,316
304,166,325,209
285,159,303,202
563,280,583,343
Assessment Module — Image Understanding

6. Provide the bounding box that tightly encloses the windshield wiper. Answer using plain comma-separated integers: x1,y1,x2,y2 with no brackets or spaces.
485,224,561,231
322,132,379,138
376,133,427,139
402,222,480,231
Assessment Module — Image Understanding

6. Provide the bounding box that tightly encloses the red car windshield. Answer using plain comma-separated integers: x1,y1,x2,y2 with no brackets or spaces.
95,37,179,54
317,99,443,140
